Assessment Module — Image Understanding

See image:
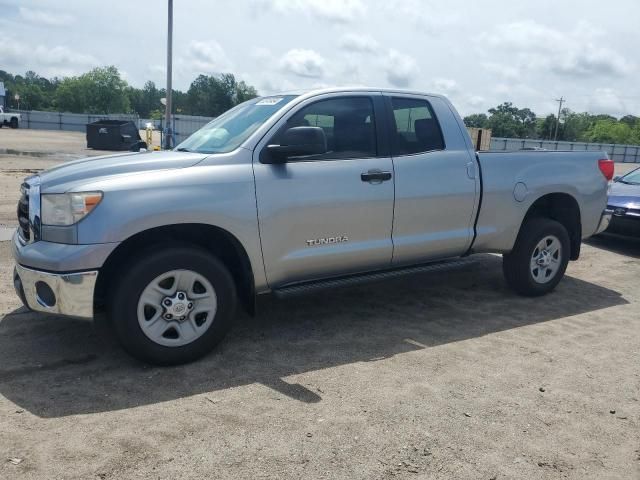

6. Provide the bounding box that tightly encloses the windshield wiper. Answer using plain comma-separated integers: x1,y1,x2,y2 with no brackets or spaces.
176,147,191,152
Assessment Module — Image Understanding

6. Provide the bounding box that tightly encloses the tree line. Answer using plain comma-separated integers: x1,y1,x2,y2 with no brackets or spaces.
0,66,258,118
3,67,639,144
464,102,640,145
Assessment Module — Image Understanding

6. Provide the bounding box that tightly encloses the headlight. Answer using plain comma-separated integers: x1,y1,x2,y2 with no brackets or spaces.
41,192,103,226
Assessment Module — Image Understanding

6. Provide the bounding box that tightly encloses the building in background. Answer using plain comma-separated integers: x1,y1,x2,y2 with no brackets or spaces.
0,82,6,108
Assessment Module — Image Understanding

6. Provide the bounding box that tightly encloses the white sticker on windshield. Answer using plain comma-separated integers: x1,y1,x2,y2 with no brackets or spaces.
256,97,284,106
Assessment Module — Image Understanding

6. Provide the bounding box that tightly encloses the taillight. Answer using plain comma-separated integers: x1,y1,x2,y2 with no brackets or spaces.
598,159,614,181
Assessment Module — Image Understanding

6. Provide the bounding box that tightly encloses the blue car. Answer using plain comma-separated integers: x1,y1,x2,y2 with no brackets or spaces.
607,166,640,236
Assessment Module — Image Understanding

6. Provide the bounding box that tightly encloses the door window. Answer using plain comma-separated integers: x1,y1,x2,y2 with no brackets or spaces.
390,98,444,155
273,97,377,160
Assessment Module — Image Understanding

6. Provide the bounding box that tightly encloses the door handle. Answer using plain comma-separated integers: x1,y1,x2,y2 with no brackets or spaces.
466,161,476,179
361,170,392,183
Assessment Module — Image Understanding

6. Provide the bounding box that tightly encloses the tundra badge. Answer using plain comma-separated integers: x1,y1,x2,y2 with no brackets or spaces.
306,236,349,247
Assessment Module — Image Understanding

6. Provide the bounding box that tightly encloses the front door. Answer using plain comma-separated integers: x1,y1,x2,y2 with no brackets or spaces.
253,93,395,287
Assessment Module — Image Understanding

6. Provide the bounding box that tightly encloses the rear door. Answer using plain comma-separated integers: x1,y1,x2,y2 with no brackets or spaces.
253,93,395,287
386,94,479,265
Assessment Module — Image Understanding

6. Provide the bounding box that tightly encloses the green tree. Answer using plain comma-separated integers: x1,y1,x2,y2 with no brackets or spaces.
2,67,259,115
463,113,488,128
128,81,162,117
486,102,537,138
585,120,634,144
187,73,258,116
537,114,556,140
54,66,130,114
620,115,639,128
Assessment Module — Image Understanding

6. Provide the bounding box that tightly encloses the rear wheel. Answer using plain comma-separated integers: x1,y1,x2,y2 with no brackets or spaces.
503,218,570,296
9,117,18,129
110,246,237,365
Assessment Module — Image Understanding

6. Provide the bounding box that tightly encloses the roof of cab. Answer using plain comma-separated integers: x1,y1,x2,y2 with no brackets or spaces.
270,86,447,101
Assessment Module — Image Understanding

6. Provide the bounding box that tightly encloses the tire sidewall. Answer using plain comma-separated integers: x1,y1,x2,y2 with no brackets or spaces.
110,247,237,365
505,218,570,296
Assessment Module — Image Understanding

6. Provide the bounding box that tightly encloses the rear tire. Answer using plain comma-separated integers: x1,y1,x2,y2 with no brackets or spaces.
503,218,570,297
109,246,237,365
9,117,18,129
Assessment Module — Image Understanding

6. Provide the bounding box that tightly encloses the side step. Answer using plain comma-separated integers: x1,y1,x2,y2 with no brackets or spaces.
273,257,476,299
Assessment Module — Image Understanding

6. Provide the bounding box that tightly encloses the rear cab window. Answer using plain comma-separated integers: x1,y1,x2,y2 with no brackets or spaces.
390,97,445,156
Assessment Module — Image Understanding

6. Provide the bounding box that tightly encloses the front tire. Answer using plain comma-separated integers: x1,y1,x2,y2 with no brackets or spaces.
110,246,237,365
503,218,570,296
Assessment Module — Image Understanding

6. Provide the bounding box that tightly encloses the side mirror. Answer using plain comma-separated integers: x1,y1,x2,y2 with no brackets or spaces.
613,176,621,182
262,126,327,164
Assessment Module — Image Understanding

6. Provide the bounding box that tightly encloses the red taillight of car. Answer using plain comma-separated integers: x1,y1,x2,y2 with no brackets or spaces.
598,159,614,181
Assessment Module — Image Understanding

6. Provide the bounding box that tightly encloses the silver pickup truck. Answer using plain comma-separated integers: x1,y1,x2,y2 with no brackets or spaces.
13,88,614,364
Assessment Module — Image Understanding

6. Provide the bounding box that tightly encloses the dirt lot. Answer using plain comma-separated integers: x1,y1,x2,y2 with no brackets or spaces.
0,130,638,479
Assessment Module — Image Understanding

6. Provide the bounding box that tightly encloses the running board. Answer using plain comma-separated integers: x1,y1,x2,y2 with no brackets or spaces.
273,258,476,299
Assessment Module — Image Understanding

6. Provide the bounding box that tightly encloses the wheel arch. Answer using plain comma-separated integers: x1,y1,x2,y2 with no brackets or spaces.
519,192,582,260
95,223,255,315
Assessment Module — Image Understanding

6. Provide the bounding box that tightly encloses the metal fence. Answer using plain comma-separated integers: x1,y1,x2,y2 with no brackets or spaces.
12,109,139,132
8,109,640,162
490,137,640,163
7,109,214,147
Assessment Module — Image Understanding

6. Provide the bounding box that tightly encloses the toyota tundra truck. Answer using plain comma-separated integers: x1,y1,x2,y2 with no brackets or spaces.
12,88,614,365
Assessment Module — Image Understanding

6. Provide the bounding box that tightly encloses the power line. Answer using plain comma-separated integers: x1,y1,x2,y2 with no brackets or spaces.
553,96,565,141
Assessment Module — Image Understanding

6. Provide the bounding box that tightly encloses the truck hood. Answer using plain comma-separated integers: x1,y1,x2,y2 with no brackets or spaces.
37,150,208,192
608,181,640,208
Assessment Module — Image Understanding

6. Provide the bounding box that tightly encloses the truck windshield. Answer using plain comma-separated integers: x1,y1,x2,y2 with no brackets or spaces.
619,168,640,185
175,95,298,154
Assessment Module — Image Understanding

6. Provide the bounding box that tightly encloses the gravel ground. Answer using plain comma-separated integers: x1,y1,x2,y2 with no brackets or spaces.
0,130,638,479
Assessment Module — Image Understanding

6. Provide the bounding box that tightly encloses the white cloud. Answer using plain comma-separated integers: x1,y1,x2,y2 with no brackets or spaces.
0,42,97,77
339,33,378,54
253,0,365,23
279,49,325,78
384,0,461,33
184,40,233,74
432,78,459,94
481,20,633,78
383,50,418,88
250,47,273,62
481,62,521,81
587,88,628,116
19,6,74,27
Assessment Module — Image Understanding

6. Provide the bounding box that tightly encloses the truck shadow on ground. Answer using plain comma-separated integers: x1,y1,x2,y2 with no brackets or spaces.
586,233,640,259
0,254,627,418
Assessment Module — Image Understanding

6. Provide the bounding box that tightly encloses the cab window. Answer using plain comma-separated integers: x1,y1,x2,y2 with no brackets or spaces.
390,97,445,155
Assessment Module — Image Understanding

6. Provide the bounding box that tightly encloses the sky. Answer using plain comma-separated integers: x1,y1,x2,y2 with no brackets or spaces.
0,0,638,117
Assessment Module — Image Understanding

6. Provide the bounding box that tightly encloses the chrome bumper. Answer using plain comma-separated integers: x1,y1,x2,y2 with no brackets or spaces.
13,264,98,320
595,208,613,235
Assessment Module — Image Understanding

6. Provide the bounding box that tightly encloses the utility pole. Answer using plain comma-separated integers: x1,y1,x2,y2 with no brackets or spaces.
553,96,565,141
164,0,174,149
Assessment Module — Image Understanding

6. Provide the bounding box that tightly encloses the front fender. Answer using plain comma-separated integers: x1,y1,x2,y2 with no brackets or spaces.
75,161,267,290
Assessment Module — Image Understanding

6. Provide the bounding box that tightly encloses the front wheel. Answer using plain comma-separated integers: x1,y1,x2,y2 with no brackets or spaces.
110,246,237,365
503,218,570,296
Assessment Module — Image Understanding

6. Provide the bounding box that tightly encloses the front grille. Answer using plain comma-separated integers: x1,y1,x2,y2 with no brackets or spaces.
17,182,30,241
608,205,640,218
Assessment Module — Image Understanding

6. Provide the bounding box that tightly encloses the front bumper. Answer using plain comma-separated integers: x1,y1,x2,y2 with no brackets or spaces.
13,264,98,319
607,214,640,237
